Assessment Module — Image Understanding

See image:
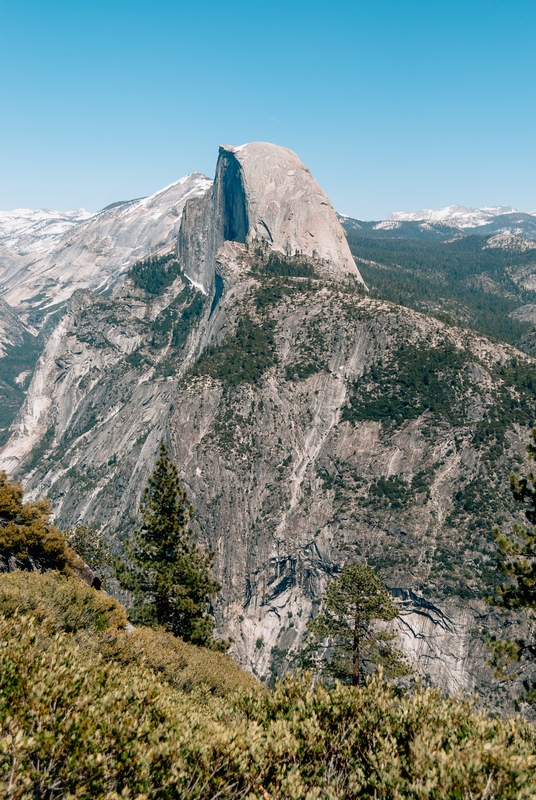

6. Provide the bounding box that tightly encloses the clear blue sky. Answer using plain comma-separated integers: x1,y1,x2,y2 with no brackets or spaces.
1,0,535,218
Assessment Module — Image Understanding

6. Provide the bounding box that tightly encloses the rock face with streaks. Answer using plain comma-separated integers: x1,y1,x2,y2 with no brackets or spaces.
0,174,213,441
1,143,535,712
0,298,29,356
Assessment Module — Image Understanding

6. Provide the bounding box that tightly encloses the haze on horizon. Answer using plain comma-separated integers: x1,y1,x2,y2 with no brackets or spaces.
1,0,535,219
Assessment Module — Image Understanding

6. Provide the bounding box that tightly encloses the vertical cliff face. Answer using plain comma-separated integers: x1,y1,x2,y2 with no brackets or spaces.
217,148,249,244
178,143,365,292
225,143,362,279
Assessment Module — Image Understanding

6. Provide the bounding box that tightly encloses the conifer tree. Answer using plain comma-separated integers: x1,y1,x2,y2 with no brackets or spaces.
488,428,536,692
65,524,113,587
118,443,224,649
307,563,410,685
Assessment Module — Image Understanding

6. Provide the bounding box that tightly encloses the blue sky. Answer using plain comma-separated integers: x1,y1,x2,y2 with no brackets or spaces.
1,0,535,218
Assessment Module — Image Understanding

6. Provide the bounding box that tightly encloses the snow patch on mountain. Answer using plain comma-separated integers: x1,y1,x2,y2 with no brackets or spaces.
388,205,519,228
0,208,95,256
0,174,212,317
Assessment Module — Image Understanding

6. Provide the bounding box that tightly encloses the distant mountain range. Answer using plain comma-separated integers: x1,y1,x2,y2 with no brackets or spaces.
339,204,536,241
0,175,211,321
387,204,526,227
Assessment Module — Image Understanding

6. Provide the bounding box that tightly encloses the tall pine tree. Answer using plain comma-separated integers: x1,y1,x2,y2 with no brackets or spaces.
118,443,225,649
307,563,410,685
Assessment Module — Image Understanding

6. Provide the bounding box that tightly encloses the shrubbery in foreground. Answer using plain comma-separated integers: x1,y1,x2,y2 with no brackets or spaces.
1,574,536,799
0,470,80,575
0,571,255,697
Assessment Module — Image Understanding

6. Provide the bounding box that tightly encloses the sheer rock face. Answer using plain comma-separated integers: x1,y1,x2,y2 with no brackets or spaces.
0,298,29,356
178,143,364,291
3,259,535,709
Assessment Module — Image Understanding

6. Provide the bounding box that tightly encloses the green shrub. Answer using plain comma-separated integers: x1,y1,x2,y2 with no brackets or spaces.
0,471,81,575
65,523,114,583
125,349,144,367
0,570,127,633
150,288,205,349
235,674,536,798
367,475,410,509
0,571,254,696
1,617,535,800
285,360,323,382
97,625,257,696
0,614,221,799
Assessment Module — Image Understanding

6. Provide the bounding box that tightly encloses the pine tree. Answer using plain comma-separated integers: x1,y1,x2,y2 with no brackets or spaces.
118,444,225,649
307,563,410,685
488,428,536,692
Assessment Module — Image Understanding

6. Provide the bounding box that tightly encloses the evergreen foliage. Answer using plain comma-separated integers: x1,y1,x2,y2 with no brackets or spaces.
342,342,470,428
129,254,182,295
0,471,80,575
344,231,536,344
473,358,536,459
253,277,300,310
365,475,411,510
194,314,277,385
252,251,317,278
342,340,536,462
150,286,205,351
117,444,224,649
488,428,536,694
307,563,410,685
65,524,114,585
0,331,42,447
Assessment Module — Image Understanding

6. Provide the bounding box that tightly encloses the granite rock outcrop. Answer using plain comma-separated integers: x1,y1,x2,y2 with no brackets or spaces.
1,174,212,320
178,143,364,292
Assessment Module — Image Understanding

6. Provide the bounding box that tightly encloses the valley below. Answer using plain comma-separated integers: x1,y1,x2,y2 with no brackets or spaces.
2,144,536,714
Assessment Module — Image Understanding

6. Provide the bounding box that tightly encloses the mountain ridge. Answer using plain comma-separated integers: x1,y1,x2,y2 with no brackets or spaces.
0,174,212,320
339,209,536,242
387,204,522,228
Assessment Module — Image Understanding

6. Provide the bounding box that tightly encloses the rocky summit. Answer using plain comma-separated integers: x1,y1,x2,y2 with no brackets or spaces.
178,142,364,293
1,142,536,709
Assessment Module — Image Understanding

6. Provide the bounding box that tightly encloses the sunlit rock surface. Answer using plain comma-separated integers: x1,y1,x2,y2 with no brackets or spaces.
178,142,364,291
1,175,212,319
